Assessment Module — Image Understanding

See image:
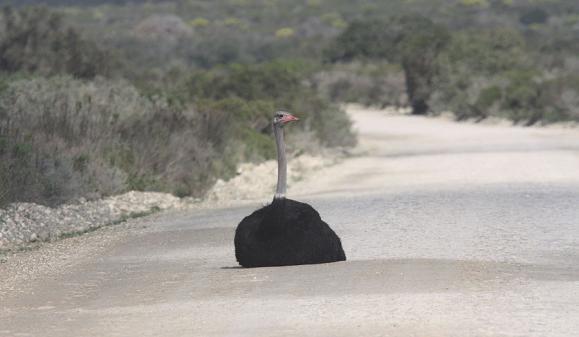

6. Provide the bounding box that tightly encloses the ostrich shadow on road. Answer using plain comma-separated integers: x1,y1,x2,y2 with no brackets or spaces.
217,257,579,297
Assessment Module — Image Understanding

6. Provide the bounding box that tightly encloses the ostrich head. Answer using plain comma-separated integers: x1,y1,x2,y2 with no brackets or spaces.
273,111,299,127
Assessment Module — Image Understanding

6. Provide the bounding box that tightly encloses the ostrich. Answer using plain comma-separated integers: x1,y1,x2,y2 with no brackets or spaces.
234,111,346,267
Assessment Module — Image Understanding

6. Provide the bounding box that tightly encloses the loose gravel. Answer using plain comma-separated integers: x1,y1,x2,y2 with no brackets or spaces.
0,192,186,251
0,154,338,251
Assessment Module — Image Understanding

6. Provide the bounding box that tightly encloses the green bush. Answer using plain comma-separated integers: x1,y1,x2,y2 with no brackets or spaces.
326,16,450,114
537,75,579,122
0,70,355,207
324,20,395,62
0,77,218,206
185,60,311,102
443,29,529,75
0,6,115,78
520,8,549,26
183,60,356,147
434,28,538,121
192,98,275,165
314,62,407,108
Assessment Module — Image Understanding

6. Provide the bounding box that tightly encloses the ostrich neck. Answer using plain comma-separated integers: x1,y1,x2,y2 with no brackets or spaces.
273,123,287,200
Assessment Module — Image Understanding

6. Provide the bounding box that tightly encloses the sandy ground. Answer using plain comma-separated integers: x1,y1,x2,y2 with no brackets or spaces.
1,106,579,337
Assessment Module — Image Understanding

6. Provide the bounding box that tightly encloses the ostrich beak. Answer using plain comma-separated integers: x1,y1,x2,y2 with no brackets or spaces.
281,114,299,124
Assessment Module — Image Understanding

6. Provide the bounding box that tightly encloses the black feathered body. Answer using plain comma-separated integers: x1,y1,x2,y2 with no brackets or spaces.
235,198,346,267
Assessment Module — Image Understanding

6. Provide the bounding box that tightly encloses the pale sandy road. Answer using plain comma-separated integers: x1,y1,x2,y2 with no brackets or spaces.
1,106,579,337
294,106,579,197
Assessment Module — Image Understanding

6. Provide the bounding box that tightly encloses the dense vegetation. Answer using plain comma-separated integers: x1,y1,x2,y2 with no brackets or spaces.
324,7,579,121
1,0,579,206
0,4,354,206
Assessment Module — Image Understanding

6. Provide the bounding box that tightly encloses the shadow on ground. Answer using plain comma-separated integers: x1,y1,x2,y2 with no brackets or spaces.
215,257,579,299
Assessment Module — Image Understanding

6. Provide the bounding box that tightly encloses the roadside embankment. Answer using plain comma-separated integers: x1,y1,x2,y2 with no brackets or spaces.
0,192,186,251
0,153,341,251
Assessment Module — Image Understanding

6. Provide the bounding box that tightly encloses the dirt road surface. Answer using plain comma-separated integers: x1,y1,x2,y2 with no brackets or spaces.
2,106,579,337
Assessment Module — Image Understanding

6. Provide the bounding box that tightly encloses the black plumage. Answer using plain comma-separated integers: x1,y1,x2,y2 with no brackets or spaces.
235,198,346,267
233,111,346,268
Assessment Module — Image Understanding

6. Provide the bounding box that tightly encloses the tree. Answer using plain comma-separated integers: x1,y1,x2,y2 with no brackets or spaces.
397,16,450,114
326,15,450,114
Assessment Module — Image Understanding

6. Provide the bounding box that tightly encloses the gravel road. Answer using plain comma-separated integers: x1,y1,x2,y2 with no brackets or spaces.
1,106,579,337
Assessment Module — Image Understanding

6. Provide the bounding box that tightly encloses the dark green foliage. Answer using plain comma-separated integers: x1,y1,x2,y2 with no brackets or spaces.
313,62,407,108
0,7,114,78
498,71,579,125
317,1,578,122
192,98,275,168
520,8,549,26
186,60,309,102
537,75,579,122
501,69,541,123
444,29,529,75
327,15,449,114
184,61,356,148
0,6,356,207
433,28,579,124
324,20,395,62
3,0,579,206
475,86,502,113
398,16,450,114
0,71,355,206
434,28,532,120
10,0,573,125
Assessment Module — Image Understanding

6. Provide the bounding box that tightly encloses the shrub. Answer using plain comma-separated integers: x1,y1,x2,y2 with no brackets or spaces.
326,16,450,114
520,8,549,26
183,60,356,147
185,60,310,102
0,6,114,78
323,19,395,62
443,29,528,75
0,70,356,207
133,14,193,40
530,75,579,123
313,62,407,107
0,77,218,206
434,28,536,121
